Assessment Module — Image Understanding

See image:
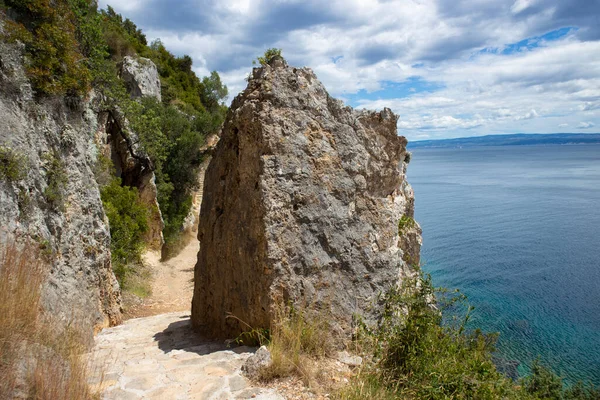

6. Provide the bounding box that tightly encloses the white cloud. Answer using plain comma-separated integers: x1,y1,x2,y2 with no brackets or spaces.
99,0,600,140
515,109,539,120
580,102,600,111
577,122,595,129
510,0,538,14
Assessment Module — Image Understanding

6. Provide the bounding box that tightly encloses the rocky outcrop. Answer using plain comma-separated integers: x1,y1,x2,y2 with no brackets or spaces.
95,56,165,251
119,56,161,102
0,39,121,332
96,108,164,250
192,57,421,341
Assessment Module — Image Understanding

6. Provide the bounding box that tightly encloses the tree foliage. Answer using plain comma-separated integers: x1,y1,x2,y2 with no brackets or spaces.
254,47,283,66
100,177,148,286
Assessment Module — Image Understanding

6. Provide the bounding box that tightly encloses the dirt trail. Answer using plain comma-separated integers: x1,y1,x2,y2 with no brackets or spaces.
124,238,198,319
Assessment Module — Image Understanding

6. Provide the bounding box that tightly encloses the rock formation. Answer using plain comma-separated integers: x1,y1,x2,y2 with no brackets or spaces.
119,56,162,102
0,39,121,331
192,57,421,340
110,56,165,250
97,105,165,251
182,134,220,237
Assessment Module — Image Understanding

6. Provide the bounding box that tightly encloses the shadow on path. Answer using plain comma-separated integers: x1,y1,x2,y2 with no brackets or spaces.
153,315,257,356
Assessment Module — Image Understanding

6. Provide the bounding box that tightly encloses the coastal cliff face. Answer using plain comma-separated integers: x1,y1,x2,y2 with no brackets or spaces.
0,40,122,331
192,57,421,340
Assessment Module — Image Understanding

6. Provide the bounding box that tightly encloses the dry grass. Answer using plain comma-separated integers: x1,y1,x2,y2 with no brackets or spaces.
0,243,99,400
259,301,334,387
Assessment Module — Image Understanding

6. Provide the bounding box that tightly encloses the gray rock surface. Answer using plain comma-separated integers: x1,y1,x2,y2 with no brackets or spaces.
119,56,162,102
0,39,121,332
192,57,422,341
242,346,272,378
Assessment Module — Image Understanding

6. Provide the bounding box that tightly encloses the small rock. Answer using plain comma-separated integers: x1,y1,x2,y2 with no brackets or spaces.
335,351,362,367
242,346,272,378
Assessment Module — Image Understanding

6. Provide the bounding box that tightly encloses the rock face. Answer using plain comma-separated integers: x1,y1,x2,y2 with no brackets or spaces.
119,56,161,102
0,40,122,332
112,56,164,250
96,107,164,251
182,134,220,237
192,57,421,340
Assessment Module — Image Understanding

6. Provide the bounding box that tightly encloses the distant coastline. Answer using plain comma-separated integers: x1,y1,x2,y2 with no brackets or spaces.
408,133,600,148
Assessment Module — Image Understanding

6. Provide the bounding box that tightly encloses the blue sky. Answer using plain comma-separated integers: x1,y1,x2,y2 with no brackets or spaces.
99,0,600,141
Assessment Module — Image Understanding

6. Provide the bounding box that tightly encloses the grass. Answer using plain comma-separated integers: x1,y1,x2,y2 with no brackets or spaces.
259,302,332,385
234,300,333,388
0,145,28,183
0,242,100,399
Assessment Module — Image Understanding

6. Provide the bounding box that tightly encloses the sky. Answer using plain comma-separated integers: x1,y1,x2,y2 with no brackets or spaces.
98,0,600,141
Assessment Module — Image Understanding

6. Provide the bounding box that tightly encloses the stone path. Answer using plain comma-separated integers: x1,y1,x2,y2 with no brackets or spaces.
88,312,283,400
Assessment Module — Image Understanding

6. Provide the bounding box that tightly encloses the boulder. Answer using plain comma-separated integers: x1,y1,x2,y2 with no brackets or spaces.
191,58,421,341
242,346,272,378
119,56,161,102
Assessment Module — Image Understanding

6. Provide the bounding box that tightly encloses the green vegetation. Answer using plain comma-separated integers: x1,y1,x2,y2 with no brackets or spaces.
339,270,600,400
42,152,68,211
3,1,228,267
397,215,415,235
2,0,91,95
95,6,227,258
100,177,149,294
0,145,28,182
254,48,283,66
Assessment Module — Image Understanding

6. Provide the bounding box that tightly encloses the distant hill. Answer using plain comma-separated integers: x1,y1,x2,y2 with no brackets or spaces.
408,133,600,148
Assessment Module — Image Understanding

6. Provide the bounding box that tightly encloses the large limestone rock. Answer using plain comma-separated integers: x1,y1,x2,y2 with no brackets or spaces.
192,57,421,340
0,38,121,333
119,56,161,102
95,55,165,251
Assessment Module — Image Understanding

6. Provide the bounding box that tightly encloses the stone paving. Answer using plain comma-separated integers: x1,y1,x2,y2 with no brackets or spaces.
88,312,283,400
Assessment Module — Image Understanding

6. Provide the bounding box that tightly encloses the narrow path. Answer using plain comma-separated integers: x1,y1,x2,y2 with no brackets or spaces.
89,235,283,399
120,237,198,320
88,313,283,399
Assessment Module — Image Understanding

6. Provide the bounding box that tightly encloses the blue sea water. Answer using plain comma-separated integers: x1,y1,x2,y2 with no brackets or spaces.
407,144,600,385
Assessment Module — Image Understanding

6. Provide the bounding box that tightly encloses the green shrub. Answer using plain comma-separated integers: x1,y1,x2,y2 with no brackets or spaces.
343,271,525,399
254,48,283,66
397,215,415,235
0,145,28,182
3,0,91,96
5,0,228,259
341,271,600,400
42,152,68,210
100,177,149,293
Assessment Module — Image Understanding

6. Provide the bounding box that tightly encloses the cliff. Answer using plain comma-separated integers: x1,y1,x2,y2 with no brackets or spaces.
0,39,121,331
192,57,421,340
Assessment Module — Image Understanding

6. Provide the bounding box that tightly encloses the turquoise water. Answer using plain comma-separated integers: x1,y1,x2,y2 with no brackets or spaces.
408,144,600,384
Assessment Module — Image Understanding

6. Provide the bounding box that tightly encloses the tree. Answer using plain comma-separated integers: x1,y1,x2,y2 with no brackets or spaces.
253,48,283,66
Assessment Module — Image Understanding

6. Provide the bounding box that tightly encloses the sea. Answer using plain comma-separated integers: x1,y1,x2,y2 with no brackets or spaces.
407,144,600,385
